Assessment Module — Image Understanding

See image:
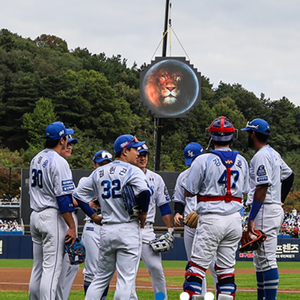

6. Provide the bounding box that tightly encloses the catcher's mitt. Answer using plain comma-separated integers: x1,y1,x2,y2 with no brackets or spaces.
238,230,267,252
65,238,86,265
122,184,141,217
183,211,199,228
149,232,174,253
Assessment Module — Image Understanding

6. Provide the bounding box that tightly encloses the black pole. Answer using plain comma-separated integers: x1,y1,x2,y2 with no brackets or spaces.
155,0,170,171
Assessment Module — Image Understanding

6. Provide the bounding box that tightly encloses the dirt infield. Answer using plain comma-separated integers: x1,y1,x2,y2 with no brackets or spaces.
1,268,300,293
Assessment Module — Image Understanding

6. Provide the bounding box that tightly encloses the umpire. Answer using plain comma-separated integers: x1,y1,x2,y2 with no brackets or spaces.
241,119,294,300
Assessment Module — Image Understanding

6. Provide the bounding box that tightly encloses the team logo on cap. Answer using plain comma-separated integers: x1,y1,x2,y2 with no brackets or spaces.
187,150,194,157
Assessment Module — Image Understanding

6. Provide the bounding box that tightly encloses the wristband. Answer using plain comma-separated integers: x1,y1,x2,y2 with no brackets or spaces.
249,201,263,221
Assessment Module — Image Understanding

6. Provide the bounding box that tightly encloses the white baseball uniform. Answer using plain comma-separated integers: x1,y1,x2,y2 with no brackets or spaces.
173,168,218,294
29,149,75,300
56,209,79,300
182,148,249,297
246,145,292,272
73,160,150,300
130,169,171,300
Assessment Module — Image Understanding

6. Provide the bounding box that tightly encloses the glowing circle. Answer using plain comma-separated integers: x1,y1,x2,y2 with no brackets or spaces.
180,292,190,300
204,292,215,300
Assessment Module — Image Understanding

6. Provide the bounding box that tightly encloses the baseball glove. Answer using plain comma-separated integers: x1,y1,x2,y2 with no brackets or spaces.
149,232,174,253
65,238,86,265
183,211,199,228
238,230,267,252
122,184,141,217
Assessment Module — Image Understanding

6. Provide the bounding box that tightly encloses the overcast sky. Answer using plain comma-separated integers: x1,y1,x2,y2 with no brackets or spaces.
1,0,300,108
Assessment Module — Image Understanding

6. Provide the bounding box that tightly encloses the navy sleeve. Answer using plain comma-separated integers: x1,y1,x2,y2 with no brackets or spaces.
76,199,95,217
57,194,75,214
159,203,172,216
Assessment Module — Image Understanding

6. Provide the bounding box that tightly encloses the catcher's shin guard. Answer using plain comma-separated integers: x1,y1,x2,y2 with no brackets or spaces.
183,261,206,298
216,274,236,299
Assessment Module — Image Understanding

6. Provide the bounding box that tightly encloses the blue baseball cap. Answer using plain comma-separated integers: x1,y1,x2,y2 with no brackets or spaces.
93,150,113,163
184,142,204,166
113,134,145,153
138,144,150,155
67,135,78,145
241,119,270,135
45,122,74,141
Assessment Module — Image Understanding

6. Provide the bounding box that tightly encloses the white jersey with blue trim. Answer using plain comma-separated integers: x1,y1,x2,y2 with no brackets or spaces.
73,160,150,224
144,169,171,223
182,148,249,215
246,145,292,206
172,169,197,217
29,149,75,212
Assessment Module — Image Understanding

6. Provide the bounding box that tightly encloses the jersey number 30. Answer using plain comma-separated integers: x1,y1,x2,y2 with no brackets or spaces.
31,169,43,188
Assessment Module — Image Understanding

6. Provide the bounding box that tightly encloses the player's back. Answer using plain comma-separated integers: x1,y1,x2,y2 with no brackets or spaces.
29,149,73,212
187,150,249,215
91,160,147,224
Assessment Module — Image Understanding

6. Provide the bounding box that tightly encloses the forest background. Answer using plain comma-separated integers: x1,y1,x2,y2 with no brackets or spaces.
0,29,299,212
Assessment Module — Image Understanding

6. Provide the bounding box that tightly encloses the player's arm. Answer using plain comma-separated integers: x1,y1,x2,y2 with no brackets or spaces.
57,194,76,246
248,184,268,235
136,189,151,228
281,172,294,204
160,203,174,235
174,202,185,227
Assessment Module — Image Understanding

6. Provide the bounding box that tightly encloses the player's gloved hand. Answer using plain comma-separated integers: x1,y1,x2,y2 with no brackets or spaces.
90,213,103,226
174,213,183,227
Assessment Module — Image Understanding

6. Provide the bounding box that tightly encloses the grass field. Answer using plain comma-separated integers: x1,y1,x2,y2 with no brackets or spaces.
0,260,299,300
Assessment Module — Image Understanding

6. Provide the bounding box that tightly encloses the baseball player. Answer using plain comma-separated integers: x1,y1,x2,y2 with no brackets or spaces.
81,150,113,298
182,116,249,300
56,136,80,300
173,142,218,295
173,142,204,260
73,134,151,300
241,119,294,300
130,143,174,300
29,122,102,300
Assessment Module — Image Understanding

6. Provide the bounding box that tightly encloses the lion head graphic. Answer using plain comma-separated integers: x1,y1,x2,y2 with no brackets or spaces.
142,58,200,117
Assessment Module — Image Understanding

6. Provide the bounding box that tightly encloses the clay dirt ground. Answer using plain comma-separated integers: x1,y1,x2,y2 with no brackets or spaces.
1,268,300,293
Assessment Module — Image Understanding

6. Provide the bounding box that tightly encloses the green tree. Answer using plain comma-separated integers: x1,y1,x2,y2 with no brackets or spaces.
35,34,68,53
22,97,57,148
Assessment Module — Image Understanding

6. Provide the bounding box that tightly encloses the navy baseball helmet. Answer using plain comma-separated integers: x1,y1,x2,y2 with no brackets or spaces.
241,119,270,135
208,116,236,142
113,134,145,153
93,150,113,164
184,142,204,166
138,144,150,155
45,122,74,141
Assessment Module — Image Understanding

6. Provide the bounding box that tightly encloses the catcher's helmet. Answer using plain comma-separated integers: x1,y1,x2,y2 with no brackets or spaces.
241,118,270,135
208,116,236,142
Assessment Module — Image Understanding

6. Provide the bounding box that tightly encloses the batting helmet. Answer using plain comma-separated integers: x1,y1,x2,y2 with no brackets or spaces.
208,116,236,142
241,118,270,135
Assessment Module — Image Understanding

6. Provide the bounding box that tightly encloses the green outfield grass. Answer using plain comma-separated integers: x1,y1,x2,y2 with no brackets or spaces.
0,260,299,299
